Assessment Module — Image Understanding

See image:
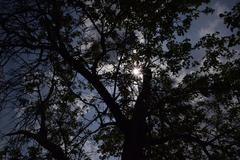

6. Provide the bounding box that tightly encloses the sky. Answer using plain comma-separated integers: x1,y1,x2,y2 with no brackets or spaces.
185,0,239,41
84,0,240,159
0,0,239,159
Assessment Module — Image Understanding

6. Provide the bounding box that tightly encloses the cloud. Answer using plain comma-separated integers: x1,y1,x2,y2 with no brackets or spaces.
84,140,101,160
198,2,229,37
98,64,114,74
214,2,229,15
198,18,220,37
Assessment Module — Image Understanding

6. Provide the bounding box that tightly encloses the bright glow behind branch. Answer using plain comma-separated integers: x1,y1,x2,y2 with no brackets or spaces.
132,67,142,77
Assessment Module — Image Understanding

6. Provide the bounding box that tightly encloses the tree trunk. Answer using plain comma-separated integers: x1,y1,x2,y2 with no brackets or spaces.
37,138,69,160
121,132,145,160
121,118,146,160
121,67,151,160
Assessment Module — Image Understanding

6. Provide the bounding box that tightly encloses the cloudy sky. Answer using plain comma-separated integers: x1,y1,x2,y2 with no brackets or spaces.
84,1,240,159
186,0,239,41
0,0,239,159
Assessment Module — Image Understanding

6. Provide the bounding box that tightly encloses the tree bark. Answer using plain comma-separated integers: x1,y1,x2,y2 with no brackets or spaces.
121,67,152,160
37,138,69,160
6,130,69,160
121,128,146,160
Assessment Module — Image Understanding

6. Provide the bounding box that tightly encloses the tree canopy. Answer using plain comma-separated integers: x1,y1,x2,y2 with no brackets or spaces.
0,0,240,159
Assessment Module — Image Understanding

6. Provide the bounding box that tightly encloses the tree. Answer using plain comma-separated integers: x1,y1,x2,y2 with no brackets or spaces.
0,0,240,159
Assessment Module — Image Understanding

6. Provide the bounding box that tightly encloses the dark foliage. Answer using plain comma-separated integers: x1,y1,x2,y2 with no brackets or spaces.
0,0,239,159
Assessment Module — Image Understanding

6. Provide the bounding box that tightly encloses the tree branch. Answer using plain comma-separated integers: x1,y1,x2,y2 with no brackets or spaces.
43,0,129,133
147,134,213,159
6,130,69,160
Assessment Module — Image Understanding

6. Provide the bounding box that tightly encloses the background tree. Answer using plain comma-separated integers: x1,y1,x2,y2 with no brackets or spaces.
0,0,240,159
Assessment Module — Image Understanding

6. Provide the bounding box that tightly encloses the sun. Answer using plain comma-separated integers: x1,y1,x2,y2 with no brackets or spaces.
132,67,141,76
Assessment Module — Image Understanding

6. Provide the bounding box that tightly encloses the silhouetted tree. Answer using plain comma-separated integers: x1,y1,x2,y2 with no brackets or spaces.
0,0,240,159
